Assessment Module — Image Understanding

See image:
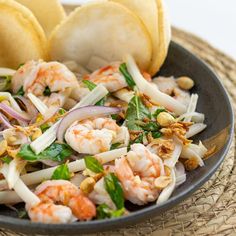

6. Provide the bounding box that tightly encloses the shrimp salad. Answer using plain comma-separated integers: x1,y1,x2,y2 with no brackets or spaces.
0,55,208,223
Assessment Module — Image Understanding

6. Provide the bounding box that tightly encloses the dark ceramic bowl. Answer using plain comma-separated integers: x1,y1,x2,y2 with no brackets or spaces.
0,42,234,235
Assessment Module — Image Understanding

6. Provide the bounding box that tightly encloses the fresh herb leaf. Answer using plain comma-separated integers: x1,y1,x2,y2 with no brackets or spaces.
125,95,151,131
153,108,166,118
40,123,50,132
82,80,106,106
16,86,24,96
119,63,136,89
141,121,160,132
84,156,104,173
96,204,125,219
82,80,97,91
152,131,162,139
18,143,73,162
17,63,24,69
58,108,66,115
104,173,124,209
51,163,70,180
0,75,11,91
110,143,122,150
18,210,28,219
43,86,51,96
1,156,12,164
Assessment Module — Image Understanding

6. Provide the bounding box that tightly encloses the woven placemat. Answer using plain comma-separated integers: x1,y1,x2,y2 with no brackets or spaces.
1,28,235,236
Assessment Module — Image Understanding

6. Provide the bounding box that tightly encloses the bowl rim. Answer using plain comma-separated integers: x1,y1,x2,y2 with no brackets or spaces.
0,41,234,234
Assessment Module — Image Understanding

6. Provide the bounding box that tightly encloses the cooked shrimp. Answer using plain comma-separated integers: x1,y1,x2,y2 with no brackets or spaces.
115,144,165,205
65,117,127,154
86,63,127,92
12,61,78,107
27,180,96,223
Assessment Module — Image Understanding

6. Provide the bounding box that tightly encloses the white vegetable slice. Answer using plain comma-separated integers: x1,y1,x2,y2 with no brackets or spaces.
0,92,22,112
184,94,198,122
0,191,22,205
49,1,152,71
164,138,182,168
113,88,134,103
0,148,127,190
7,158,26,189
181,145,205,167
30,85,108,154
175,162,186,187
177,112,205,123
0,164,40,206
125,54,186,115
157,168,176,205
186,123,207,138
0,68,16,76
27,93,48,115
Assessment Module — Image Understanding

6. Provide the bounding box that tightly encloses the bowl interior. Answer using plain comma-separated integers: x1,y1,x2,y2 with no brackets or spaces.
0,41,234,235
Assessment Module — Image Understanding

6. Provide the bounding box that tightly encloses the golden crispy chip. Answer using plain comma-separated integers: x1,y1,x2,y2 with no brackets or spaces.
0,0,47,69
149,0,171,75
15,0,66,36
111,0,159,74
49,2,152,72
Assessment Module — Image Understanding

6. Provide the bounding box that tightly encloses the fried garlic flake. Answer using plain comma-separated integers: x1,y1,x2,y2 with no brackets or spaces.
161,122,193,145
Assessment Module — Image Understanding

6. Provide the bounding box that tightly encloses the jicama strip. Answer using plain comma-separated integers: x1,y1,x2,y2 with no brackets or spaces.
7,158,27,189
30,85,109,154
0,164,40,206
0,148,127,190
181,145,204,167
175,162,186,187
113,88,134,103
0,92,22,113
0,191,22,205
177,112,205,123
184,94,198,122
157,168,176,205
14,178,40,207
188,142,207,157
164,138,182,168
125,55,186,115
0,68,16,76
27,93,48,115
186,123,207,138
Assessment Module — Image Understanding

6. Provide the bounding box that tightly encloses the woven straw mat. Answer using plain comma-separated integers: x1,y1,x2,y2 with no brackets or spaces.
1,28,235,236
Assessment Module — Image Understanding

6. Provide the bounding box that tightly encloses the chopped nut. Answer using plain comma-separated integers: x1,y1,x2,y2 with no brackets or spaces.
184,157,199,171
93,173,104,182
31,128,42,141
7,146,20,158
0,140,7,156
154,176,172,189
157,112,175,127
80,177,96,194
164,165,171,176
176,76,194,90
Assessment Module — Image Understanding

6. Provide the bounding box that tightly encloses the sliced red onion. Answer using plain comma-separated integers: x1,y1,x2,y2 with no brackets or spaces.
57,106,121,143
14,96,38,118
0,103,30,123
0,112,13,128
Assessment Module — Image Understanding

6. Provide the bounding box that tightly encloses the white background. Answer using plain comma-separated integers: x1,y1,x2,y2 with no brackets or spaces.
61,0,236,59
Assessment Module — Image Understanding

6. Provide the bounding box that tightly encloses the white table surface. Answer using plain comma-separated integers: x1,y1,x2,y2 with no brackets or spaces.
61,0,236,60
